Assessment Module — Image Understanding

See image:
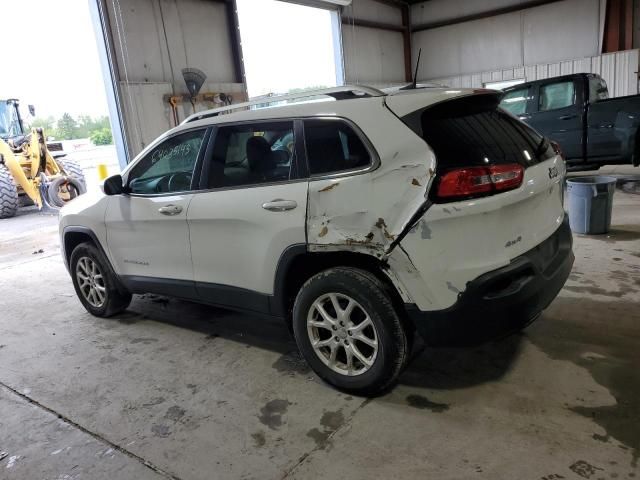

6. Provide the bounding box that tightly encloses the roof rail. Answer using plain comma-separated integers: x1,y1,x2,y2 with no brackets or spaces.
181,85,385,124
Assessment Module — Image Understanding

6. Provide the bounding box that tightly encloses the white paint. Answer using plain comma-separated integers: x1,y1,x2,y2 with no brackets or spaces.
6,455,21,469
105,194,195,281
188,182,308,294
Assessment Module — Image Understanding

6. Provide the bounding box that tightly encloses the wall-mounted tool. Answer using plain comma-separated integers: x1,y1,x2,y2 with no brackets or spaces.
164,91,235,127
182,68,206,113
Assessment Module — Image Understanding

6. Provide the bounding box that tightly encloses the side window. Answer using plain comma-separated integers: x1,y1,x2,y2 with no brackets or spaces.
205,121,294,188
539,81,575,111
128,129,206,194
589,77,609,102
499,87,529,115
304,119,371,176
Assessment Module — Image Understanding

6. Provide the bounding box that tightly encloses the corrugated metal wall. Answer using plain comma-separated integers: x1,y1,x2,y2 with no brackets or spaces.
98,0,245,159
341,0,407,84
411,0,604,80
426,49,640,97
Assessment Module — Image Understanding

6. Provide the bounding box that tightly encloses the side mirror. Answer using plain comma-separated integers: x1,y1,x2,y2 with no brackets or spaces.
28,105,36,116
103,174,125,195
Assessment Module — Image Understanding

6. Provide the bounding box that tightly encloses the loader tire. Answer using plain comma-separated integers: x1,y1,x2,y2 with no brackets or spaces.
57,158,87,188
47,176,86,208
0,165,18,219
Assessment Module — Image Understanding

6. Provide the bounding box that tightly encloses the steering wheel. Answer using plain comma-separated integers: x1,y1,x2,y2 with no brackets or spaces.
167,172,192,192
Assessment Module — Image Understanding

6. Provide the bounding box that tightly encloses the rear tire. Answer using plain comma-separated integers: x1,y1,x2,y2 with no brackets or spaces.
292,267,409,396
70,242,131,317
0,165,18,219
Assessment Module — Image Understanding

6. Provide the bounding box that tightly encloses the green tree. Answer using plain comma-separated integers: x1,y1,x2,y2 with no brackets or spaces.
76,114,94,138
90,127,113,145
56,113,79,140
29,116,56,134
76,115,111,139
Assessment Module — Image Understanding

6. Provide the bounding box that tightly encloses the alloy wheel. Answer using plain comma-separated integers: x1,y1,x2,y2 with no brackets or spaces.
307,293,378,376
76,256,107,308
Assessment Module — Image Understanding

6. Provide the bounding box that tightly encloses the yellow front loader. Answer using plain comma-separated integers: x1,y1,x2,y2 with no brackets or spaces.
0,99,86,218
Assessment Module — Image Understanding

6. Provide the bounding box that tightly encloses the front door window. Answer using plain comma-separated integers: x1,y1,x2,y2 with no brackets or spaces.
128,129,206,194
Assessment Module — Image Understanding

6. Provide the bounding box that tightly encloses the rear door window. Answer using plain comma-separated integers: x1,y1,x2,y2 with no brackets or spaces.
304,119,371,176
415,94,554,169
500,87,529,115
204,121,295,189
539,81,575,111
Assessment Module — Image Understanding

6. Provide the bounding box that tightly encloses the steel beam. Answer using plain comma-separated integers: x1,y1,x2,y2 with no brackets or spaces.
225,0,246,84
340,16,406,32
412,0,563,32
401,3,412,81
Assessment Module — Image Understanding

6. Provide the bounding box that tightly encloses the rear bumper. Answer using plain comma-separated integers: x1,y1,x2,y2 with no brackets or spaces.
406,216,574,346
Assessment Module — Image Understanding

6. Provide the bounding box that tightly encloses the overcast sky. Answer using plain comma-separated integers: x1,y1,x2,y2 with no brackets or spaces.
0,0,337,120
0,0,108,119
237,0,338,97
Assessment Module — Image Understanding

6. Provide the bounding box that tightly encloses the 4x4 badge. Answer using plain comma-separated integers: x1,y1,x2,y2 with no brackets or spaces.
548,166,559,179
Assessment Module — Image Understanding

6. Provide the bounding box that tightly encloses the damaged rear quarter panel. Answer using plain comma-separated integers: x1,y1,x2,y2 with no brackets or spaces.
306,102,435,261
391,156,566,311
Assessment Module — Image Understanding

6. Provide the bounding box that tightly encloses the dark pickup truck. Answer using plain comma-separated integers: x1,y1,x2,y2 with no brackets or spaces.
500,73,640,170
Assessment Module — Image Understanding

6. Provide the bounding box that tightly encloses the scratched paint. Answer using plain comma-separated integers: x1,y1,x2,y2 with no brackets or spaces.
307,137,435,257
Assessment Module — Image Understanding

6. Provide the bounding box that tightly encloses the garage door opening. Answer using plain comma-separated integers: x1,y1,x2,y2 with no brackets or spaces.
236,0,343,98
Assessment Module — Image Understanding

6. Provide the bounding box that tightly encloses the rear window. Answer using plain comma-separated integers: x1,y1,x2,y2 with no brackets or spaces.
539,80,575,111
304,119,371,176
409,94,554,169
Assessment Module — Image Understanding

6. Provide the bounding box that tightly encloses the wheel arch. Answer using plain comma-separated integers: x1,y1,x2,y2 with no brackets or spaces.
63,226,109,270
63,226,129,295
272,245,409,328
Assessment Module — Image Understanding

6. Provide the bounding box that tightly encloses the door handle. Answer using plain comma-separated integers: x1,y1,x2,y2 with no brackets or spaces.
262,199,297,212
158,204,183,216
559,115,577,120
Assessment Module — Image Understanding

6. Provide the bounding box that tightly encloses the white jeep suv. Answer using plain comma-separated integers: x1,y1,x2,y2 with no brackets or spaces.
59,85,573,395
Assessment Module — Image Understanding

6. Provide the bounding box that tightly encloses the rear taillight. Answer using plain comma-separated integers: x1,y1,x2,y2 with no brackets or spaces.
435,163,524,201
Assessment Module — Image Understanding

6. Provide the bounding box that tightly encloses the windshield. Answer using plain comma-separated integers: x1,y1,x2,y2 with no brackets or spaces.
0,102,23,139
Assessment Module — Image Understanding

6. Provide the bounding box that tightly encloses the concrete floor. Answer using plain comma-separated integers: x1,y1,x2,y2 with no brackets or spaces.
0,167,639,480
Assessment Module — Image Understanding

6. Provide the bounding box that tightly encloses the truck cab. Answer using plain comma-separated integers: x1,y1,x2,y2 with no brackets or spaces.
501,73,640,169
0,99,26,142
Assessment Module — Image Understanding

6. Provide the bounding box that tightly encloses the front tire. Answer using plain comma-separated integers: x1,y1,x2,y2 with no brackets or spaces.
0,165,18,219
292,267,409,396
70,242,131,317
